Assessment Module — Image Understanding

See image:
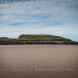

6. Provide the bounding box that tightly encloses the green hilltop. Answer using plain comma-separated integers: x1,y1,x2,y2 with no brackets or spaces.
0,34,78,45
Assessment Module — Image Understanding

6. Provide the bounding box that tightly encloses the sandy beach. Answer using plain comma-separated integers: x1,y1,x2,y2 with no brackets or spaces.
0,45,78,78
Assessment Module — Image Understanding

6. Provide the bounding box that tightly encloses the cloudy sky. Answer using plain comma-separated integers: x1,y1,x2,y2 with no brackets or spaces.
0,0,78,41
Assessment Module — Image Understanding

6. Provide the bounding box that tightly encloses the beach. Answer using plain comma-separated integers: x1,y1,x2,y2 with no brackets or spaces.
0,45,78,78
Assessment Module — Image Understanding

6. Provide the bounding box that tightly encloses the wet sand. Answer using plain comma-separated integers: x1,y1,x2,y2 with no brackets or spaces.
0,45,78,78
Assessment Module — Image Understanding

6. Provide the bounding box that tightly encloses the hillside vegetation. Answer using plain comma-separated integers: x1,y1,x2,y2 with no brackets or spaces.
0,34,78,45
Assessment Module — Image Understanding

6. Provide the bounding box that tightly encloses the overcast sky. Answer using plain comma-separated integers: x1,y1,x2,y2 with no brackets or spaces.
0,0,78,41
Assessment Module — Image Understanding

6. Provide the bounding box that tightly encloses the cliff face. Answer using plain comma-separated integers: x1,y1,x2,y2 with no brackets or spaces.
0,34,78,45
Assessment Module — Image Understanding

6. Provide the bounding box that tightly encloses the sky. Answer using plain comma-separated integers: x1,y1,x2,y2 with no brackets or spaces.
0,0,78,41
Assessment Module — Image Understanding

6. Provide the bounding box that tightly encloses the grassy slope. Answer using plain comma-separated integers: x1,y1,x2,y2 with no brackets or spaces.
0,34,78,44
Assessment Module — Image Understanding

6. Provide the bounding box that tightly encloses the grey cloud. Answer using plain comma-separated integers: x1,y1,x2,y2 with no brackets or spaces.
16,0,78,15
0,0,78,16
0,0,78,26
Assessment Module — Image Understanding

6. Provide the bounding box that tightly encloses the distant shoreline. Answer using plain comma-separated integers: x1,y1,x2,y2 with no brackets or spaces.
0,43,78,45
0,34,78,45
0,44,78,46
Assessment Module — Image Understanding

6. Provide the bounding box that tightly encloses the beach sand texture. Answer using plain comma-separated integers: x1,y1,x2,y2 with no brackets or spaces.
0,45,78,78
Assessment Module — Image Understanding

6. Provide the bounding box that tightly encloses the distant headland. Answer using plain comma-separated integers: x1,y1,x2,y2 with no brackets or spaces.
0,34,78,45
